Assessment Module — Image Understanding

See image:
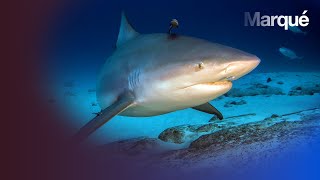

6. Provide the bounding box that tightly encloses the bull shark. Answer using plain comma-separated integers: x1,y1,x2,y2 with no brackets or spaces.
74,12,260,142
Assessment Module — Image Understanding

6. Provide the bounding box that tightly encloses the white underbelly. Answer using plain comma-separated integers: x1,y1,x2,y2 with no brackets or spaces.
120,81,232,117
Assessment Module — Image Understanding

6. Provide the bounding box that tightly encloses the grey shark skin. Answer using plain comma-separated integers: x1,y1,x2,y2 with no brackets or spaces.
73,12,260,142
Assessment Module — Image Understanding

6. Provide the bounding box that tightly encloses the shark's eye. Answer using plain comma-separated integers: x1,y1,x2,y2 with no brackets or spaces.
194,62,205,72
199,62,205,69
198,62,205,69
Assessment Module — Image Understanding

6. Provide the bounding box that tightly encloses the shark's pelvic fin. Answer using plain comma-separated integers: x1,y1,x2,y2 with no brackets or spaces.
192,102,223,120
72,91,135,143
116,12,139,47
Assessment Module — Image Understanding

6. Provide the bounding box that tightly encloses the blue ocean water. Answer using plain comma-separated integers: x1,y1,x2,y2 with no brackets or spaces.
43,0,320,179
46,0,320,75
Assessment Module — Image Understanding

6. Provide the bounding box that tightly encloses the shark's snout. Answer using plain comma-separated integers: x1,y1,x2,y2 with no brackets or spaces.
224,56,260,80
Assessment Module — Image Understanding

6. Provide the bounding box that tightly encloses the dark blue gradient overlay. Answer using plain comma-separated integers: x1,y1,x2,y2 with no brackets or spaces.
7,0,320,180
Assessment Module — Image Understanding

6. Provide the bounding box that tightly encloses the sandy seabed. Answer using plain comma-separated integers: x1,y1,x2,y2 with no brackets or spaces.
54,72,320,172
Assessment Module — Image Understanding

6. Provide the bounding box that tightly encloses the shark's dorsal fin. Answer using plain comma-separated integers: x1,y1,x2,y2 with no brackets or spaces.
116,12,139,47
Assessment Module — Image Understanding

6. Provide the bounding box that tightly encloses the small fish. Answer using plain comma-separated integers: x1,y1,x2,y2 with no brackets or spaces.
279,47,303,60
288,26,307,35
168,19,179,34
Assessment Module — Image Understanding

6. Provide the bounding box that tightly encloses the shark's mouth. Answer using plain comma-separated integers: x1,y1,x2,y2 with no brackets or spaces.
183,80,232,90
196,75,235,87
180,75,235,90
197,80,232,86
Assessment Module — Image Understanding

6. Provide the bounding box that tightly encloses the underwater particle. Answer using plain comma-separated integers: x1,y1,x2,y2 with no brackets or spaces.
267,77,272,83
277,81,284,85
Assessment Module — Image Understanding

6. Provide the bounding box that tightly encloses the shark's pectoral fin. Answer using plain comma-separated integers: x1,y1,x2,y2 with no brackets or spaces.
73,91,135,143
192,102,223,120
